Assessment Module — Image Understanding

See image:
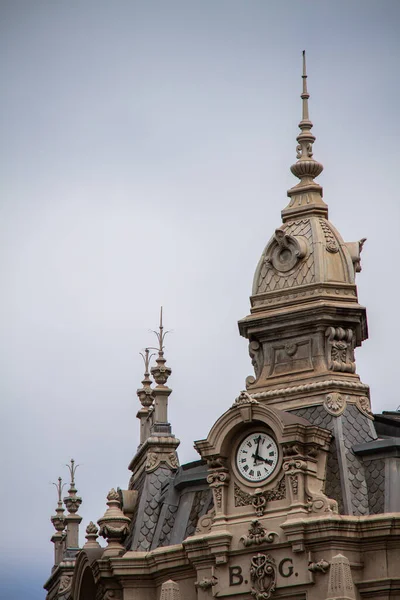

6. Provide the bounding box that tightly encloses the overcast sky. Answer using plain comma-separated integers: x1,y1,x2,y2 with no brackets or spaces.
1,1,399,598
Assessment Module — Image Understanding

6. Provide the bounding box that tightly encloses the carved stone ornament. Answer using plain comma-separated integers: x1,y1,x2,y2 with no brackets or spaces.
265,228,307,273
83,520,101,549
250,553,277,600
319,218,339,253
195,507,215,534
306,494,338,515
234,477,286,512
58,575,72,596
325,327,356,373
284,342,298,357
323,392,347,416
232,390,259,407
326,553,356,600
145,450,179,473
240,520,278,547
247,340,264,386
207,468,230,510
194,575,218,590
160,580,181,600
308,558,330,574
356,395,373,418
252,489,267,517
97,488,131,556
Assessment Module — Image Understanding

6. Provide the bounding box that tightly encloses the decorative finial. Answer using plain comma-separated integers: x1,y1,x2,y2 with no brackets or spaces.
64,458,82,515
83,521,101,548
151,306,170,358
97,488,131,556
291,50,323,177
150,307,172,386
51,477,66,533
66,459,79,489
301,50,310,123
283,51,327,221
52,476,66,506
137,348,155,408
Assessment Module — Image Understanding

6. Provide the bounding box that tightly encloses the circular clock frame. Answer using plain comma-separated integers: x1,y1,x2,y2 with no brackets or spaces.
233,428,280,486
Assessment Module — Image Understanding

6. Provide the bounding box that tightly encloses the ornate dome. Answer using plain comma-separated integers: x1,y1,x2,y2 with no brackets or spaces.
253,216,363,296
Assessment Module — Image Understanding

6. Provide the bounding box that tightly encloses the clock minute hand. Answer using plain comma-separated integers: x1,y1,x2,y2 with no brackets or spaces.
253,436,261,466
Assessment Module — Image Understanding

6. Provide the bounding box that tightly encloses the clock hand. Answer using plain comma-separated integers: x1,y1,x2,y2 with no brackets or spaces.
251,453,273,466
253,436,261,466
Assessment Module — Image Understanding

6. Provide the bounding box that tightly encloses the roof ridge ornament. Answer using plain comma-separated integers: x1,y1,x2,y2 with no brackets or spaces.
283,51,328,222
150,307,172,387
137,347,155,408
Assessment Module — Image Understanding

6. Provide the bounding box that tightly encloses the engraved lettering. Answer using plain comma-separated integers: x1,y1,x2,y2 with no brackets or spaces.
279,558,294,578
229,566,243,586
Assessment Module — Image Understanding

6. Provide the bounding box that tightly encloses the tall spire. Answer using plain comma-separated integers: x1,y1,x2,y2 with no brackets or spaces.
283,51,327,221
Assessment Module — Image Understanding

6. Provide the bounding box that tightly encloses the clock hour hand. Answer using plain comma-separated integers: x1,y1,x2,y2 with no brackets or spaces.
251,453,274,466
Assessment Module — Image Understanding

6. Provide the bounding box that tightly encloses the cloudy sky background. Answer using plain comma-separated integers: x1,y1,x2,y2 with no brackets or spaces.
1,1,399,598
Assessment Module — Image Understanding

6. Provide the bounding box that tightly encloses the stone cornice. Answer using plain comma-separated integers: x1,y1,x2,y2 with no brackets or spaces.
281,514,400,547
250,379,370,400
128,434,180,473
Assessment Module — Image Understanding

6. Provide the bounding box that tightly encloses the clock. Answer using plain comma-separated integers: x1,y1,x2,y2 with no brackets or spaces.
236,431,279,483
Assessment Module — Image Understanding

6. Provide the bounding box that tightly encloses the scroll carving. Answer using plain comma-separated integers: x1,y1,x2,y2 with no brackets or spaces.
325,327,356,373
240,520,278,547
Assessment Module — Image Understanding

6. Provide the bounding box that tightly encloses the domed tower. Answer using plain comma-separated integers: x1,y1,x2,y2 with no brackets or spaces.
239,53,377,516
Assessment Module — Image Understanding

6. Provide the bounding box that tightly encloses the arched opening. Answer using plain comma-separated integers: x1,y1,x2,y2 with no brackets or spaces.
78,567,97,600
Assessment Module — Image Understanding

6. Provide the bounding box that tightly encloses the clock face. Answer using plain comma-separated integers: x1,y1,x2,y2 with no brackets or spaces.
236,432,279,483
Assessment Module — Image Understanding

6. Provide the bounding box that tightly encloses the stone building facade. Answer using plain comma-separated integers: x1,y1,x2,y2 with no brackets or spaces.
44,54,400,600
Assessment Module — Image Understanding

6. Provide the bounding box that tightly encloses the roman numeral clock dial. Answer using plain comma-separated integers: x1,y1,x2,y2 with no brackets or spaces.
236,432,279,483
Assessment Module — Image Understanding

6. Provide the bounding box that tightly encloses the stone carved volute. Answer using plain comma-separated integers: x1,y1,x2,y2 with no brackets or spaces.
247,340,264,386
325,327,356,373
